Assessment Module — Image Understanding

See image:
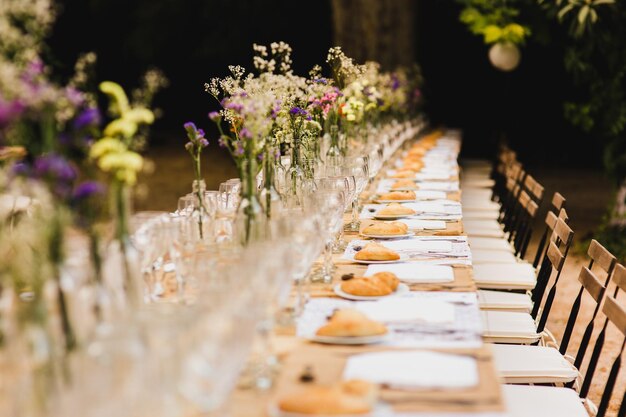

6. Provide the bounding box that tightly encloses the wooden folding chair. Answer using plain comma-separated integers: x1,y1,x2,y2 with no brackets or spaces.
533,192,567,268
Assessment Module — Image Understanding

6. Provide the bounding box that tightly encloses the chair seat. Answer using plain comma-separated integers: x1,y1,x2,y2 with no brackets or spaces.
460,179,496,188
460,201,501,212
468,237,514,252
463,209,501,220
492,344,578,383
461,189,494,200
503,385,588,417
471,249,518,264
473,263,536,290
477,289,532,313
464,220,505,238
482,311,540,344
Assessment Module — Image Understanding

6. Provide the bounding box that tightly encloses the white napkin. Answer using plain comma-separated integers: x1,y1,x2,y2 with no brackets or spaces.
356,298,455,324
343,350,479,389
400,219,447,230
417,182,459,192
381,240,452,253
365,263,454,283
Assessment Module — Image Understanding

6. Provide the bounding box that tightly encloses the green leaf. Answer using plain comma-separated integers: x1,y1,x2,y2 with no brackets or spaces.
483,25,503,44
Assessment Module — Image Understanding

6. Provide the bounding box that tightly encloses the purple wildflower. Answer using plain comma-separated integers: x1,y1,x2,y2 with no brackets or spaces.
391,76,400,90
183,121,197,132
73,181,105,200
208,111,221,122
218,135,228,148
314,78,328,84
234,142,244,156
239,127,252,139
0,99,24,128
34,154,77,182
183,121,209,151
73,108,101,130
199,138,209,147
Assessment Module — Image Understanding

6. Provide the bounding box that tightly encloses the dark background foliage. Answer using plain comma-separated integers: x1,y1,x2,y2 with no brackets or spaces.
48,0,600,168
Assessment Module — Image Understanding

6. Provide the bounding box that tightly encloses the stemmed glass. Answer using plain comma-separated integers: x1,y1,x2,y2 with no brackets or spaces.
344,157,370,232
306,190,346,283
317,175,353,252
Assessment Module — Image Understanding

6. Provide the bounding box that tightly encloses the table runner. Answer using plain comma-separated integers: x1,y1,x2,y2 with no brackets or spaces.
227,132,504,416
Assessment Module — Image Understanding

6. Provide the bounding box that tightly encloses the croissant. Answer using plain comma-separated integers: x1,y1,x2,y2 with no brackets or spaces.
341,276,394,296
354,242,400,261
379,190,417,201
316,309,387,337
362,221,408,236
391,179,418,190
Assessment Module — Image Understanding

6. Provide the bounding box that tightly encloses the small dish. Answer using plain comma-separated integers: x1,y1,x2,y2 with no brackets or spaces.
375,199,417,204
307,333,389,345
372,213,416,220
349,253,409,264
268,402,393,417
333,282,410,301
360,231,415,240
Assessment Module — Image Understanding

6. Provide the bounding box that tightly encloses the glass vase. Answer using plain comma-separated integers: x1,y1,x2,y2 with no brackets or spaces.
260,148,282,219
190,179,212,241
285,138,305,208
325,125,344,176
236,159,265,244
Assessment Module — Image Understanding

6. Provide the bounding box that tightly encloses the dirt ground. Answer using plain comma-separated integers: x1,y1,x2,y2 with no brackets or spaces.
138,145,624,415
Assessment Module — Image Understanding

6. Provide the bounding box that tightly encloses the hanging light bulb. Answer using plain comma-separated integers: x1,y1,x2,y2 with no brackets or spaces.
488,42,521,72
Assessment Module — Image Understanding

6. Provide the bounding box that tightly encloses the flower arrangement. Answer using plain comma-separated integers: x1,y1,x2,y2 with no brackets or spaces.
183,121,209,238
89,81,155,304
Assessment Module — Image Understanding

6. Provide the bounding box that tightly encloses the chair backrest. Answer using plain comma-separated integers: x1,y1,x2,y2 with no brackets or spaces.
512,190,540,258
578,263,625,402
589,294,626,417
559,264,607,362
551,192,566,212
523,173,545,203
533,207,569,268
587,239,617,285
533,217,575,328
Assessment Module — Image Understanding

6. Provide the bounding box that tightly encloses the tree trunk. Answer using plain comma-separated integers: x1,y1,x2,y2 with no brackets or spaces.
331,0,415,69
610,178,626,227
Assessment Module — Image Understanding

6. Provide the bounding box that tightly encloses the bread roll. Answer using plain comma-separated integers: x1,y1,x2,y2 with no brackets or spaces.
377,203,416,216
354,242,400,261
379,190,417,201
362,221,408,236
391,179,418,190
316,309,387,337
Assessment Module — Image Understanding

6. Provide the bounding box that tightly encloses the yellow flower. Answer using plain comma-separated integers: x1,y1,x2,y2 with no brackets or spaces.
99,81,130,116
89,137,126,159
104,119,138,138
124,108,155,125
97,150,143,185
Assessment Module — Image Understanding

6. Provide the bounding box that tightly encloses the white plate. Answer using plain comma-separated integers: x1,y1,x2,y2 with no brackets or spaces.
350,253,409,264
333,282,410,301
268,402,393,417
308,333,389,345
372,213,416,220
360,232,415,240
375,199,417,204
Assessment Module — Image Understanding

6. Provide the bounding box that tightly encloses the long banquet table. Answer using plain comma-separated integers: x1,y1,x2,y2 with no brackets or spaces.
228,129,505,417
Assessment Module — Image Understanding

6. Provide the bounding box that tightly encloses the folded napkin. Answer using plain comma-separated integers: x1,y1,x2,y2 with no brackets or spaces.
356,298,455,324
343,350,479,389
400,219,447,230
365,263,454,283
381,239,453,253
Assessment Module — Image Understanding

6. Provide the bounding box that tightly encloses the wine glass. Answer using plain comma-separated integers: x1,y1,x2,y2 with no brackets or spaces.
344,158,370,232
